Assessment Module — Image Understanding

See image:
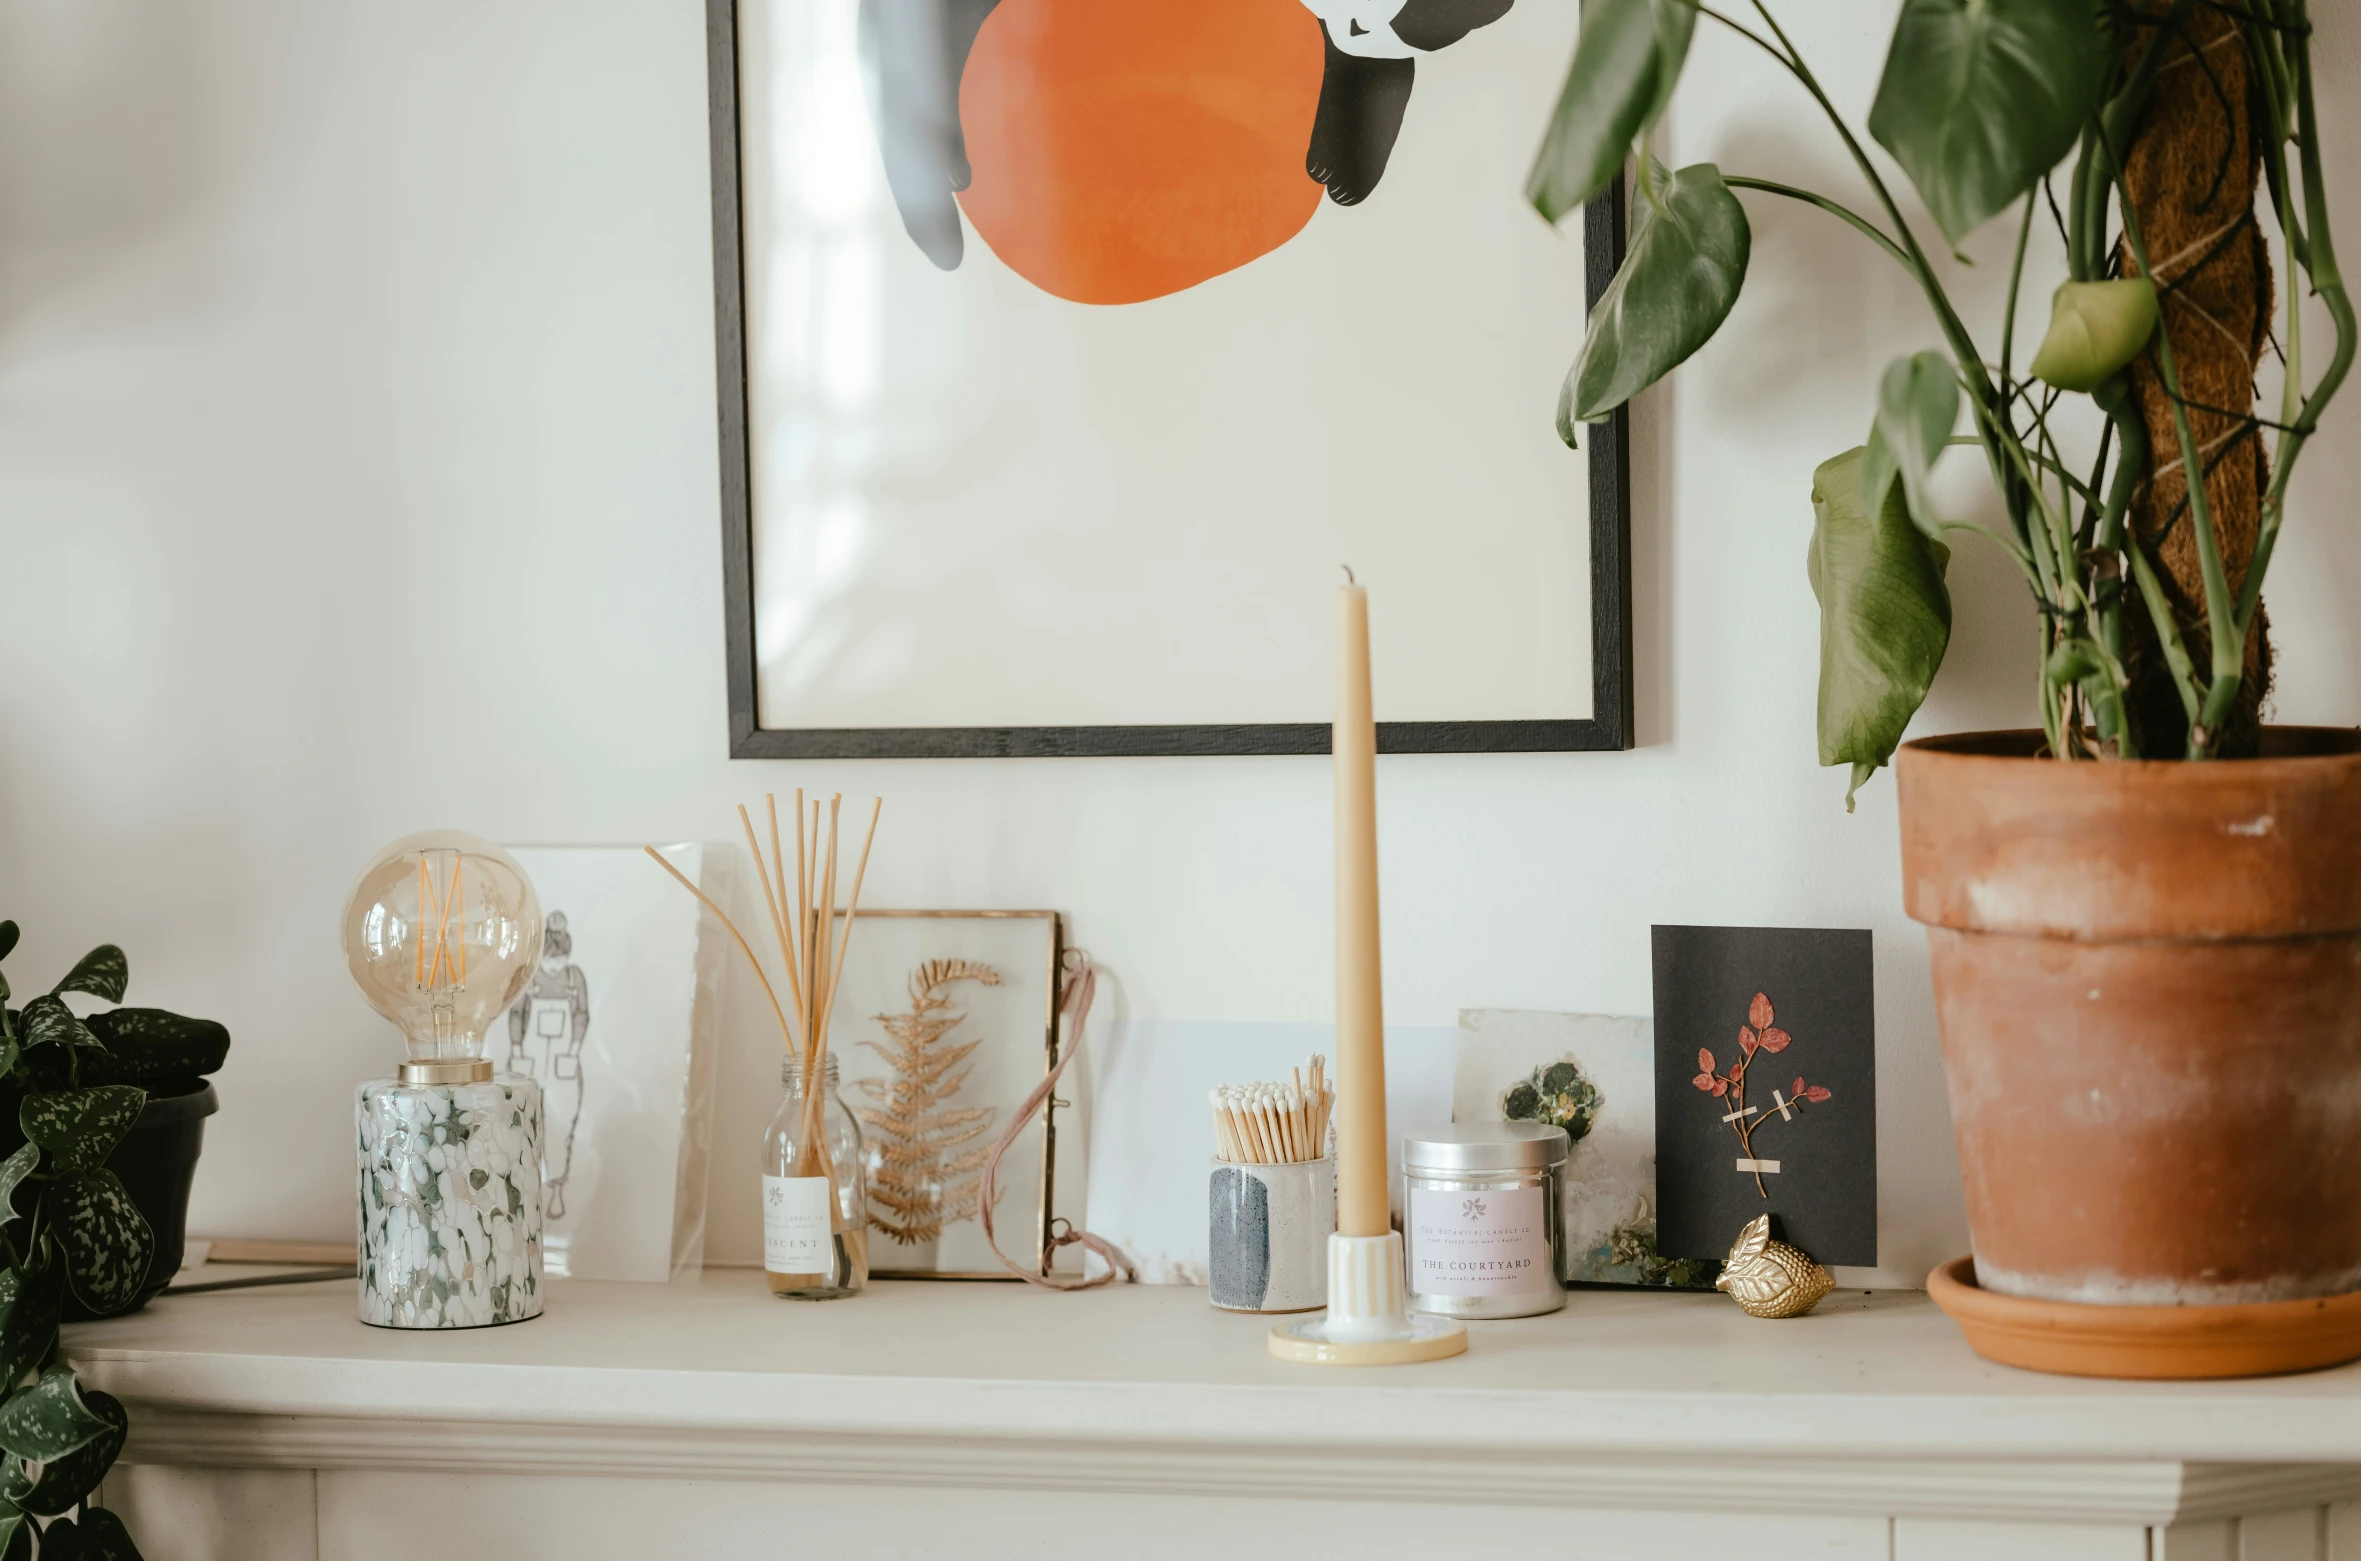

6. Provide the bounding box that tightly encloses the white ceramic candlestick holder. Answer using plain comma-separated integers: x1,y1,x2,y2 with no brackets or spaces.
1266,1231,1467,1365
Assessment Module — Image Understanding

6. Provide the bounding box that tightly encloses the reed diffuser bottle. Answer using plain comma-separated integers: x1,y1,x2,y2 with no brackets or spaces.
762,1053,868,1297
648,789,882,1303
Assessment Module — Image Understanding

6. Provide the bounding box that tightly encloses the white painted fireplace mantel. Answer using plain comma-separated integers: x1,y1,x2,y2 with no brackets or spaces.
70,1271,2361,1560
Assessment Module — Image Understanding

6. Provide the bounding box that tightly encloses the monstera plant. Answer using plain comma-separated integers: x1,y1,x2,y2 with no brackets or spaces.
0,923,229,1559
1533,0,2346,790
1530,2,2361,1379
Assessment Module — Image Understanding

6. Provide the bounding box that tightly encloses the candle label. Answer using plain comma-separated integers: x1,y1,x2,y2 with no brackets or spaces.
1407,1185,1550,1296
762,1174,833,1273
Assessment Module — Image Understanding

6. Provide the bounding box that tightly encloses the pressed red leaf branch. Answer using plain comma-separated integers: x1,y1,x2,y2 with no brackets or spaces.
1691,992,1832,1197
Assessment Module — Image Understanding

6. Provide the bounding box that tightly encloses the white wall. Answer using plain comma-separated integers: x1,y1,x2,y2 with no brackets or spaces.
2,2,2356,1289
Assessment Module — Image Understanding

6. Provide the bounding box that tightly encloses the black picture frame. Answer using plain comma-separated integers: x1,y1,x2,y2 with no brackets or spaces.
703,0,1634,760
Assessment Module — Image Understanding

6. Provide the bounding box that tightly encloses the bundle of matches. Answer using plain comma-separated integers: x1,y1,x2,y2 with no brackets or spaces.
648,789,880,1292
1210,1056,1334,1165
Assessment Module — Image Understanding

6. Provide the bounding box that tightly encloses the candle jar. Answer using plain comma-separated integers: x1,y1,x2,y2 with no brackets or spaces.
1209,1154,1335,1313
1401,1123,1569,1320
762,1053,869,1299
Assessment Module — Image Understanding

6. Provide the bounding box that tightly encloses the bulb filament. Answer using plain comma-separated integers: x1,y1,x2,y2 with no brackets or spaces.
414,851,467,992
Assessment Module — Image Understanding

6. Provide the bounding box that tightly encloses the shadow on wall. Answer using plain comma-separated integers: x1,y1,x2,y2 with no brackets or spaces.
2264,2,2361,723
1689,115,2041,738
1628,379,1674,748
0,3,260,343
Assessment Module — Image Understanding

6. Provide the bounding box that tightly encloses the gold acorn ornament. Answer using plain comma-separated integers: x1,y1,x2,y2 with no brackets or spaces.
1716,1215,1834,1319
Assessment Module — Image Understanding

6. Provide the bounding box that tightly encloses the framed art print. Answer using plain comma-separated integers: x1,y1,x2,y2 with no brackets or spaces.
706,0,1634,756
826,909,1080,1278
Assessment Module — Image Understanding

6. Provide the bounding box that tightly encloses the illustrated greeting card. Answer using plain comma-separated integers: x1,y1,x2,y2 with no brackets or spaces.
1650,926,1877,1268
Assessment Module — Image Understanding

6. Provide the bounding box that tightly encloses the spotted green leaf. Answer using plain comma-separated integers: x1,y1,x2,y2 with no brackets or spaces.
50,947,126,1005
0,1146,28,1229
1808,446,1953,810
76,1507,144,1561
21,1088,147,1177
79,1010,231,1090
0,924,18,965
0,1505,25,1561
0,1368,113,1465
0,1260,61,1395
47,1173,153,1318
1867,0,2104,244
1559,162,1750,435
9,1389,125,1518
15,1000,96,1055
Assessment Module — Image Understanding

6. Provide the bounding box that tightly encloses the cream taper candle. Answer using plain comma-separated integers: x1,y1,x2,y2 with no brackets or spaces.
1334,571,1388,1238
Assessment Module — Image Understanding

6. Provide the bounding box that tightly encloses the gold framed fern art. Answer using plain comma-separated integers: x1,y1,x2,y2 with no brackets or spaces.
824,909,1079,1279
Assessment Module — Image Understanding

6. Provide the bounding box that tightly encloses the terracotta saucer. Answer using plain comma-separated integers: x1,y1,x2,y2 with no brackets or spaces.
1928,1256,2361,1380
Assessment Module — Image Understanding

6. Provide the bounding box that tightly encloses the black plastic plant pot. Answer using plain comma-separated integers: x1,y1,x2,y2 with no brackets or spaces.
63,1080,218,1321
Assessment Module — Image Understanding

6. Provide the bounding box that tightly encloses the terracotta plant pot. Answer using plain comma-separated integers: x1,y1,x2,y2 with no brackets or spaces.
1899,729,2361,1323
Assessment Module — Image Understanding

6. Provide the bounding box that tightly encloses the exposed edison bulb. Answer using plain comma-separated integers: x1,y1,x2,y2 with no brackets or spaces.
341,831,542,1070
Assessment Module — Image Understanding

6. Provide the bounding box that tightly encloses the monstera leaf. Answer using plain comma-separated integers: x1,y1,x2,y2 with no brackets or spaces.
1808,446,1953,809
1526,0,1697,222
1867,0,2104,243
1559,162,1750,437
44,1172,154,1317
1865,350,1961,537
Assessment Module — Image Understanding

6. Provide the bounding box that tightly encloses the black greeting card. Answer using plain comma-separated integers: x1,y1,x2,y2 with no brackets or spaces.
1651,925,1877,1267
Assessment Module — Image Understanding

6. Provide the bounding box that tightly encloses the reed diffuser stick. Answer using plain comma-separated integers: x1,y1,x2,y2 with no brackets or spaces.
641,850,797,1054
740,805,804,1030
651,794,884,1274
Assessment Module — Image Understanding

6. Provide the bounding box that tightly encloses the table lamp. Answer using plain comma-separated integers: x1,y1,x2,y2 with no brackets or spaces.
343,830,547,1329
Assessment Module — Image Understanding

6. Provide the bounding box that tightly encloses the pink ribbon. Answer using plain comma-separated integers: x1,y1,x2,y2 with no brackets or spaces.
978,950,1135,1289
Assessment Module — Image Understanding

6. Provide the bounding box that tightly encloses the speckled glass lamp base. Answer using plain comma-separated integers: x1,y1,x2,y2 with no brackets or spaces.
357,1076,546,1329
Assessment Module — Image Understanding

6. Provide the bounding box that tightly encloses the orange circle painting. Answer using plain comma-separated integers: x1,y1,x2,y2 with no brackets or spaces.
862,0,1515,305
958,0,1325,305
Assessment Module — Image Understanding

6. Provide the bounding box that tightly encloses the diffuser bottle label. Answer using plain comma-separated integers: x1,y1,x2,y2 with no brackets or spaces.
763,1175,833,1272
1407,1185,1549,1296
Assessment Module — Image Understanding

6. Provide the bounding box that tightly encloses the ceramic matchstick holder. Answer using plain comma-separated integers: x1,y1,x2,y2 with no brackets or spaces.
1209,1154,1335,1313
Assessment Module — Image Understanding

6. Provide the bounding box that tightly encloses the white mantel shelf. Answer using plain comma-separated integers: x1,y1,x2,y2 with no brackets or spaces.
63,1271,2361,1537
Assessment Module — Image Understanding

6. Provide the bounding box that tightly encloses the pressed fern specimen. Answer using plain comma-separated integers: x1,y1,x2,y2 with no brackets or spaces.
855,960,1003,1246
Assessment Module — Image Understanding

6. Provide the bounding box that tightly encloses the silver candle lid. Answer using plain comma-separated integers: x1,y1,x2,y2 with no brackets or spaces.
1401,1122,1570,1173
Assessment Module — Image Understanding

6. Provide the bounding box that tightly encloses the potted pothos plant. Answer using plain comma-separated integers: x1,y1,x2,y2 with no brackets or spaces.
1530,0,2357,1372
0,924,233,1558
